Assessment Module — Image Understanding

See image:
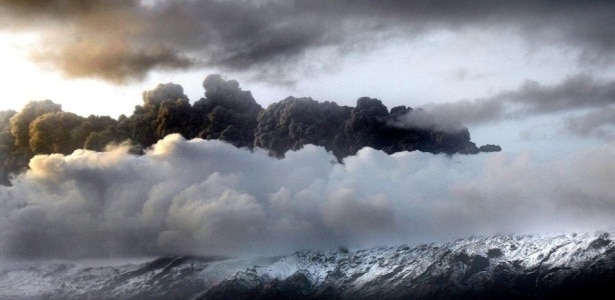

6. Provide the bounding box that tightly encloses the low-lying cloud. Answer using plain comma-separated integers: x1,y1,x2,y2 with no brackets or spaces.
1,134,613,259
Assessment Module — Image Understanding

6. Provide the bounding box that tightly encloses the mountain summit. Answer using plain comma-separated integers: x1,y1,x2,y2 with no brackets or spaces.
1,231,613,299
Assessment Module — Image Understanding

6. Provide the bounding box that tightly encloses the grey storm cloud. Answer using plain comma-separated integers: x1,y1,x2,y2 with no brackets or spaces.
0,0,614,83
503,74,615,114
1,134,614,259
398,74,615,138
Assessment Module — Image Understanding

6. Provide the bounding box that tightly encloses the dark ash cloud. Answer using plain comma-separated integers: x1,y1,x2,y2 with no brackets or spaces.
0,74,494,186
1,0,613,83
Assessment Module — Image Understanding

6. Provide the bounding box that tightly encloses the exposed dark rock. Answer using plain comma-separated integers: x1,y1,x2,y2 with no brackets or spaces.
487,248,504,258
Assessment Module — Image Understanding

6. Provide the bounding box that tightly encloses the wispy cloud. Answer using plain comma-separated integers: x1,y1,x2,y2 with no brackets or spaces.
405,74,615,138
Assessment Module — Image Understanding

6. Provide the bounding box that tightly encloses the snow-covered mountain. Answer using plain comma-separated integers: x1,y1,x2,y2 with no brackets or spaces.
1,231,614,299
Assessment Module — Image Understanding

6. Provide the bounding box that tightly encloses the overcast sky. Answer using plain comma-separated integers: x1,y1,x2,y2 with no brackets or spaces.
0,0,614,258
1,1,613,141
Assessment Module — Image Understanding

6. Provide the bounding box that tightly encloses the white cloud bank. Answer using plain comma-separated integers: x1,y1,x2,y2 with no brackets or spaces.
1,134,613,259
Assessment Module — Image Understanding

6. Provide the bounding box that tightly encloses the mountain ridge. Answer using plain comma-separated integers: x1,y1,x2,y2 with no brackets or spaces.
1,231,613,299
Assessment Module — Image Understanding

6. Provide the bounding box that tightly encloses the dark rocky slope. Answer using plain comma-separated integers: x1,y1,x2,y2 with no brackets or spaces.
0,232,612,299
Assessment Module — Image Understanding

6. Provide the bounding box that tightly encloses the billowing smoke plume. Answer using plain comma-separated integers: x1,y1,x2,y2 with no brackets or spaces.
0,135,612,259
254,97,488,160
0,74,498,185
0,101,119,185
0,110,20,186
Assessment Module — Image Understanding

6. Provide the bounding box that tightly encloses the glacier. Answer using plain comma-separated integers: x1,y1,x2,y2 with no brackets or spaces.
1,231,613,299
